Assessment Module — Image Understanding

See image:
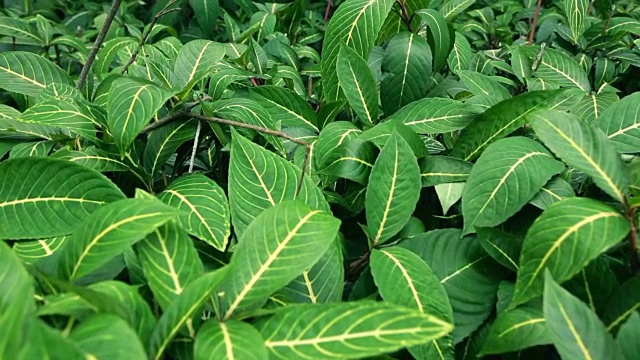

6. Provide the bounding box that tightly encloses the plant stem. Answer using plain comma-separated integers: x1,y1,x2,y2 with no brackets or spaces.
120,0,180,75
295,146,310,197
324,0,333,22
626,205,639,274
76,0,122,90
188,121,202,173
527,0,542,45
396,0,413,32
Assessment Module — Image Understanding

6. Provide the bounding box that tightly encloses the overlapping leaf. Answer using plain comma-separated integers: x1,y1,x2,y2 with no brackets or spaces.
420,155,473,186
18,98,99,140
564,0,589,43
173,39,225,89
143,119,197,177
0,51,73,97
195,320,267,360
594,92,640,153
70,314,147,359
337,44,379,126
416,9,453,71
387,97,480,134
249,86,319,131
534,48,591,92
480,305,551,355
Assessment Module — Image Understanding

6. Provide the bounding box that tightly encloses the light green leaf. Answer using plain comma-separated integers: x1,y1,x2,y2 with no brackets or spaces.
511,198,630,308
51,147,130,173
248,39,268,75
18,98,99,141
594,92,640,153
0,51,74,97
216,200,340,319
366,131,421,245
416,9,454,71
480,305,551,355
571,90,618,124
381,32,432,115
529,176,575,210
462,137,564,234
452,90,563,161
194,320,267,360
387,97,480,134
174,39,225,89
435,182,465,215
321,0,395,102
371,247,455,360
106,77,173,154
458,70,511,100
359,119,428,158
448,32,472,74
564,0,589,43
530,110,629,203
535,48,591,92
70,314,147,360
420,155,472,186
0,16,42,43
12,236,67,265
249,85,319,132
143,119,197,177
158,173,230,251
544,271,624,360
9,140,55,158
136,221,204,310
440,0,476,19
0,158,125,240
148,267,230,360
337,44,379,126
258,302,453,359
228,130,329,236
59,198,178,280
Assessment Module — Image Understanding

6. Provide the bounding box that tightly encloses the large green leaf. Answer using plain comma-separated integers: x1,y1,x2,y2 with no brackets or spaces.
480,305,551,355
451,90,563,161
143,119,197,177
564,0,589,43
381,32,432,115
530,110,629,203
337,44,379,126
158,174,230,251
387,97,480,134
529,176,576,210
106,77,173,154
401,229,502,342
594,92,640,153
70,314,147,360
173,39,225,89
0,16,42,43
194,320,267,360
228,130,329,236
59,198,178,280
191,0,220,37
365,131,421,245
511,198,630,308
371,247,454,360
534,48,591,92
462,136,564,234
321,0,395,102
258,302,453,359
0,158,125,240
215,200,340,319
543,271,624,360
18,98,99,141
249,86,319,132
136,221,204,310
416,9,453,72
148,267,230,360
447,32,473,74
0,51,73,97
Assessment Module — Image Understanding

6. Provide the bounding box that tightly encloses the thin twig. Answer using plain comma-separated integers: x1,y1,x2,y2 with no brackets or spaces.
295,146,311,197
527,0,542,45
77,0,122,90
624,201,640,274
324,0,333,22
188,121,202,173
120,0,180,75
141,111,186,134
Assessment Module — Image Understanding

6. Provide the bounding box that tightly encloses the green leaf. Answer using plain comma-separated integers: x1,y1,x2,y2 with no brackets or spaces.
602,275,640,332
337,44,379,126
401,229,502,342
18,98,99,141
448,32,472,74
462,137,564,234
451,90,563,161
543,271,624,360
248,39,268,75
359,119,428,158
143,118,197,177
321,0,395,102
317,138,376,184
51,147,130,172
510,46,532,83
258,302,453,359
158,174,230,251
136,221,204,309
416,9,454,71
59,198,178,280
480,305,551,355
0,51,74,97
435,182,465,215
12,236,67,265
511,198,630,308
0,16,42,43
228,130,329,236
458,70,511,100
420,155,472,186
387,97,480,134
594,92,640,153
174,39,225,89
477,227,521,272
194,320,267,360
249,86,319,132
9,140,55,158
366,131,421,245
530,110,629,203
381,32,432,115
70,314,147,359
571,89,618,124
529,176,576,210
440,0,476,19
0,158,125,240
148,267,230,360
371,247,454,360
535,48,591,92
616,312,640,360
106,77,173,154
564,0,589,43
216,200,340,319
191,0,220,37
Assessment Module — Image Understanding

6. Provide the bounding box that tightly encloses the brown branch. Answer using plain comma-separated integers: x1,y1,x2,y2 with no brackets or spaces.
77,0,122,90
141,111,186,134
120,0,180,75
324,0,333,22
397,0,413,32
528,0,542,45
346,250,371,280
624,202,640,274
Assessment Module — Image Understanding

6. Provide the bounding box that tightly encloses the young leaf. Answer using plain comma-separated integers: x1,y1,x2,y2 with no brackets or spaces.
543,271,624,360
530,110,629,203
365,131,421,245
194,320,267,360
216,200,341,320
258,302,453,359
158,174,230,251
564,0,589,43
0,51,73,97
480,305,551,355
0,158,125,240
462,136,564,234
337,44,379,126
511,198,630,308
386,97,480,135
416,9,453,71
59,198,179,280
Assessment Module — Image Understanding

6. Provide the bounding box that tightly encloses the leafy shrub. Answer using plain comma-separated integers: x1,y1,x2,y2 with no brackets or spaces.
1,0,640,359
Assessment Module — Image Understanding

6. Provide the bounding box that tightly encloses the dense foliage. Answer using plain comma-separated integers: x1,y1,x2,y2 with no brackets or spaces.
1,0,640,358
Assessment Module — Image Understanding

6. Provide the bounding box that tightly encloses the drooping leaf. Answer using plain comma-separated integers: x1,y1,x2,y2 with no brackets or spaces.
194,320,267,360
258,302,453,359
0,158,125,240
386,97,480,134
448,32,472,74
337,44,379,126
511,198,630,308
416,9,454,71
365,131,421,245
420,155,473,186
462,136,564,234
0,51,74,97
